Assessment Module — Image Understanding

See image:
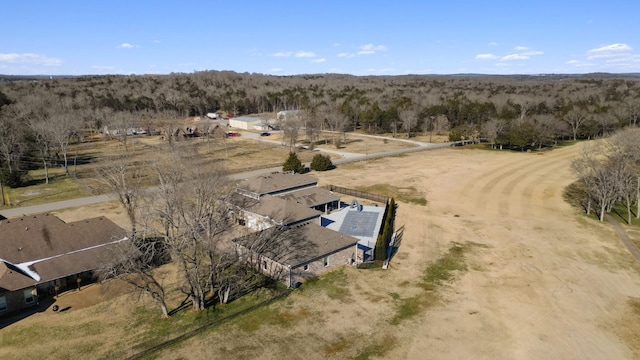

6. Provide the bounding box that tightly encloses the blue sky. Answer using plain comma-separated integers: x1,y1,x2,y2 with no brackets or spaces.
1,1,639,76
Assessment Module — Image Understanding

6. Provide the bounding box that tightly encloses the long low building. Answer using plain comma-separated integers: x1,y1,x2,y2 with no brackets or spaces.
230,171,388,287
0,214,128,317
233,222,358,288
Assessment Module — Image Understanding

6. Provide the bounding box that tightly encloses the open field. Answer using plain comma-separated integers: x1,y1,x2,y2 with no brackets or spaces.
1,141,640,359
0,128,434,209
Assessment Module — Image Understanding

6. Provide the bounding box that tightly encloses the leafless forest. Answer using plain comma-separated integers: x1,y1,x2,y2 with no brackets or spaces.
0,70,639,199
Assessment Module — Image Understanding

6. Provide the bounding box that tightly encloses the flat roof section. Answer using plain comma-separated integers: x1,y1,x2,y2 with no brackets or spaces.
338,210,380,238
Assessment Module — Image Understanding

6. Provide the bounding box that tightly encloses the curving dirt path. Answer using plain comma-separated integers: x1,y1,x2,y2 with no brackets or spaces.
396,144,640,359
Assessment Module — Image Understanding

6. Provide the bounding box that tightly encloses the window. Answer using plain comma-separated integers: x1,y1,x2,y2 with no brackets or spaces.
323,257,329,267
0,296,7,312
262,260,268,270
24,289,35,304
303,264,309,271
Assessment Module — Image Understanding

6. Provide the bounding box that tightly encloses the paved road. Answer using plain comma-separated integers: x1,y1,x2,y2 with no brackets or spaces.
0,131,450,218
0,194,117,219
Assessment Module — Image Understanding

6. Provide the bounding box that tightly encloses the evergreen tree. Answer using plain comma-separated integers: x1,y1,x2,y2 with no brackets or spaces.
282,152,304,173
310,154,334,171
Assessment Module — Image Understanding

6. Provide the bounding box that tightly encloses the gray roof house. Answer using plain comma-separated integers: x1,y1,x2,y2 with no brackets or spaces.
230,194,321,230
233,222,358,287
235,172,319,199
0,213,127,316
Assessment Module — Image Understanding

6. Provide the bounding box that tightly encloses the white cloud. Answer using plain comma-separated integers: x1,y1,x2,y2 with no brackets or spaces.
565,59,592,68
311,58,326,63
357,44,387,55
337,53,354,58
488,42,498,46
521,50,544,56
588,43,632,53
295,51,316,58
152,40,161,43
360,44,387,51
273,52,292,57
586,43,634,60
475,45,542,64
333,43,340,47
475,53,498,60
117,43,136,49
0,53,62,66
269,68,284,73
501,54,530,61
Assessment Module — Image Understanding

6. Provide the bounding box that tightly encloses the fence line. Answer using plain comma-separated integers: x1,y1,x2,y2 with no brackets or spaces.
126,289,291,360
320,185,389,204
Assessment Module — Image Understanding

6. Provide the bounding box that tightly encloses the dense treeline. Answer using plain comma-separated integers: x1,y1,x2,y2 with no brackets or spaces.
572,129,640,224
1,71,640,185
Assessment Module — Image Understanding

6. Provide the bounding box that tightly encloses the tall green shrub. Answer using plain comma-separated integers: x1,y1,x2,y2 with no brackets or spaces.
375,198,396,261
310,154,334,171
282,152,304,173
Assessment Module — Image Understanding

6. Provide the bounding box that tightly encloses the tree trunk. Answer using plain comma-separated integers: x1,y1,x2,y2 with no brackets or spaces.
637,176,639,220
626,196,632,225
151,291,169,318
586,196,591,215
599,204,605,222
63,149,69,175
42,158,49,184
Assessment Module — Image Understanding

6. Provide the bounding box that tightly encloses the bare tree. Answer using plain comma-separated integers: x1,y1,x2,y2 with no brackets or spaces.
481,118,506,149
564,109,588,141
432,114,450,136
323,105,349,147
0,105,26,174
98,222,170,318
399,108,418,138
572,142,622,221
608,128,640,221
25,110,54,184
532,115,562,149
105,111,139,152
96,154,145,235
48,109,83,175
151,145,236,311
277,111,302,152
623,98,640,127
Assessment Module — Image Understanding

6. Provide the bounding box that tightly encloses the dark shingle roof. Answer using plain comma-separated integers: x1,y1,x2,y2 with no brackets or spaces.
278,187,340,207
233,222,358,268
241,195,321,226
0,214,127,291
236,172,318,197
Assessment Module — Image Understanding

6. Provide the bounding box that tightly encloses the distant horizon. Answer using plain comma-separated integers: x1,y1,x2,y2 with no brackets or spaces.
2,1,638,76
2,70,640,79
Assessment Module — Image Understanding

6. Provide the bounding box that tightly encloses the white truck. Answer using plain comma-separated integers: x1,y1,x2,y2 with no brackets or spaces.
206,112,218,119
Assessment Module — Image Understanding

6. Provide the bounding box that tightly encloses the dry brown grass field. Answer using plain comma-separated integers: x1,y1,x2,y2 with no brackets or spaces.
1,137,640,359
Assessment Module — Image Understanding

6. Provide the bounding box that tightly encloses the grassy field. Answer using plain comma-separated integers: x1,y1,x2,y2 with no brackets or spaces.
0,241,478,360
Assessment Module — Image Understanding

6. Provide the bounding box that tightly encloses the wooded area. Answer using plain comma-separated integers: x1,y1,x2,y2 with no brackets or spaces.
1,71,640,188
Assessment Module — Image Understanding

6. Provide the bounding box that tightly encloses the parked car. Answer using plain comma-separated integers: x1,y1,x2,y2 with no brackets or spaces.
226,131,241,137
260,132,271,136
